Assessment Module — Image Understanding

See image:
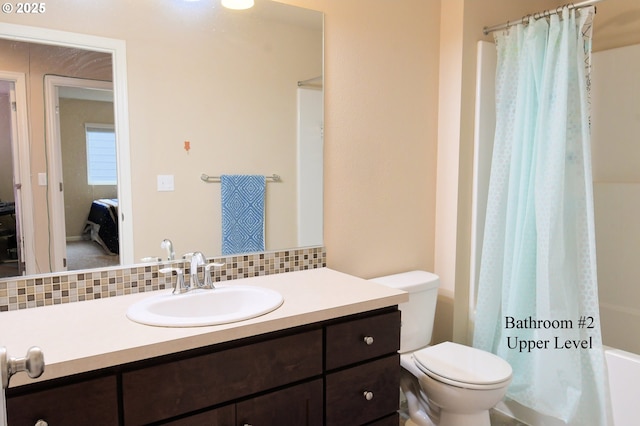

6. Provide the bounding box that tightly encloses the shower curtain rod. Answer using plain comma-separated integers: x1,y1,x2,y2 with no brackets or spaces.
297,75,323,88
483,0,603,35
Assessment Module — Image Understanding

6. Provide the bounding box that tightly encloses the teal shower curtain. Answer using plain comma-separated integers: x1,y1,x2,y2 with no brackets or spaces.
473,7,611,425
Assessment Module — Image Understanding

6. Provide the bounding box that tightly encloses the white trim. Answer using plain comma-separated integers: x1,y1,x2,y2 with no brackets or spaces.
469,41,497,340
0,71,35,274
0,22,134,267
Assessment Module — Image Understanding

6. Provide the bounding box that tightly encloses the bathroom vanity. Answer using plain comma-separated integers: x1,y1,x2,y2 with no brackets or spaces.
2,268,407,425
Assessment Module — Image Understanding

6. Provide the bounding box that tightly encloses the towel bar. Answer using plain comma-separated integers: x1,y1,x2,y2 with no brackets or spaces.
201,173,281,183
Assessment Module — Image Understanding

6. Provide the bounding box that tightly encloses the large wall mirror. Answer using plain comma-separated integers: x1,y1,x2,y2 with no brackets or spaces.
0,0,323,279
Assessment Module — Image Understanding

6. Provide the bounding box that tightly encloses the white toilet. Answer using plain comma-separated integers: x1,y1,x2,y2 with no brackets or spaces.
370,271,512,426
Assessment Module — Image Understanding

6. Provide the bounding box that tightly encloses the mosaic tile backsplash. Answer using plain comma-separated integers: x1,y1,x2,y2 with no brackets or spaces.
0,246,326,312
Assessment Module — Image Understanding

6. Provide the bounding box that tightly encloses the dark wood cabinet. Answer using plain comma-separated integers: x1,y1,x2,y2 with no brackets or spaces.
326,355,400,425
6,307,400,425
325,310,401,370
163,405,235,426
164,380,323,426
325,310,402,425
6,376,118,426
122,329,322,424
237,379,324,426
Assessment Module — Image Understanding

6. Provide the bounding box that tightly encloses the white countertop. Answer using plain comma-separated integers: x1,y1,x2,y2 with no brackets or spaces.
1,268,407,388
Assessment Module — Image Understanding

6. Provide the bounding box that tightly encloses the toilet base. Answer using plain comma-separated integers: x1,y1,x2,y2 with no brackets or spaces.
400,352,508,426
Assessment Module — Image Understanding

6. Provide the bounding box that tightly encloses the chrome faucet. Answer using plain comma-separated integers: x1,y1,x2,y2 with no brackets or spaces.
159,267,186,294
203,261,226,289
160,239,175,261
184,252,207,289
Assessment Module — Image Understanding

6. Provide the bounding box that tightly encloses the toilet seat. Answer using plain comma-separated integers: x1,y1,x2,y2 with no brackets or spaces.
413,342,512,390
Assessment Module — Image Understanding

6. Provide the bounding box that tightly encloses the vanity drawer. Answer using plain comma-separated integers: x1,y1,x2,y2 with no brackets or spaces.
163,404,235,426
122,329,322,425
6,375,118,426
325,310,401,370
237,378,323,426
325,354,400,425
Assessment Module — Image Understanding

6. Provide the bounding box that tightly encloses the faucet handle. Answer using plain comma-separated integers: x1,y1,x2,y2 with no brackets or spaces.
203,262,225,289
159,267,185,294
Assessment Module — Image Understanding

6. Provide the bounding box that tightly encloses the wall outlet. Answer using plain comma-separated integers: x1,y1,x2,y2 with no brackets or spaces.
157,175,174,192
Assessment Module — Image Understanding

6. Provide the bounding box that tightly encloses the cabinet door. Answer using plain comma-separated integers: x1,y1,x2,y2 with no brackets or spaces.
6,376,118,426
326,355,400,426
237,379,323,426
123,329,322,425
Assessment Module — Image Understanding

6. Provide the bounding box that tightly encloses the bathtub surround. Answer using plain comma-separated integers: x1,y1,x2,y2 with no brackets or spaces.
591,43,640,356
0,246,325,312
473,7,611,425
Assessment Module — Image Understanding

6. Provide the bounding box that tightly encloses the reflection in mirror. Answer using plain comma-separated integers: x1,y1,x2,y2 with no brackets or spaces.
0,0,323,280
0,42,116,278
0,78,22,277
54,79,119,271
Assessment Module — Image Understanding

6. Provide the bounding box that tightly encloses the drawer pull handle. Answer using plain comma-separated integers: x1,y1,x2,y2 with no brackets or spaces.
363,336,374,345
363,390,374,401
35,421,48,426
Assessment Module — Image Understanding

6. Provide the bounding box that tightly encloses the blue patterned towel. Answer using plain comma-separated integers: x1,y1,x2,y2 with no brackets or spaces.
221,175,266,255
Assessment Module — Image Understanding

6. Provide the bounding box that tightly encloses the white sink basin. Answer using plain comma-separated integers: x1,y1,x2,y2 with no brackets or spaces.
126,285,284,327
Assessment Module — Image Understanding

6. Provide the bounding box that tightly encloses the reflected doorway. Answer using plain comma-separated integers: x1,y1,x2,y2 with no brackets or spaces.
45,77,120,271
0,72,34,278
0,80,21,277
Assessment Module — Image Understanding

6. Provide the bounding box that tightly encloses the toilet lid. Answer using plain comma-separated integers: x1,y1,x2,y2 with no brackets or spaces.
413,342,512,387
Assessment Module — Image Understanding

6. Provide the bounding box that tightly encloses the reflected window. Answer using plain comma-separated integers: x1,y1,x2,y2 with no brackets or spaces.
85,123,116,185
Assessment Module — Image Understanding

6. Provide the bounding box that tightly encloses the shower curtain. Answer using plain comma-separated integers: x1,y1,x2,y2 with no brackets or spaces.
473,7,611,425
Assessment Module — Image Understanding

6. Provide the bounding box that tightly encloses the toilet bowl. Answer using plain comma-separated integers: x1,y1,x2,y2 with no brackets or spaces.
369,271,512,426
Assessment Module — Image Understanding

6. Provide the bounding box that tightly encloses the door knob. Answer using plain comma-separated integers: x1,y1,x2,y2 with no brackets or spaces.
1,346,45,388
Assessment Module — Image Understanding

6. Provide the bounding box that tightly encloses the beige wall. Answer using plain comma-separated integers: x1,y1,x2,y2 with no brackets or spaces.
284,0,441,279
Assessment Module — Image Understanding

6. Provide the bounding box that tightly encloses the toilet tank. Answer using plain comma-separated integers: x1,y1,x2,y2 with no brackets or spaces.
369,271,440,353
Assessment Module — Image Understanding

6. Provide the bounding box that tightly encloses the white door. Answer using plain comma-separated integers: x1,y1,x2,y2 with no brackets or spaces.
0,72,35,276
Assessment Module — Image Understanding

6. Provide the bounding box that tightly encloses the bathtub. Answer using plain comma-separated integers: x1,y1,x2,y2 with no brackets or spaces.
493,346,639,425
605,346,639,425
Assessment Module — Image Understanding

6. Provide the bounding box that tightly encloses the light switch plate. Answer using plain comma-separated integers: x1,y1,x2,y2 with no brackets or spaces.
38,173,47,186
157,175,174,192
